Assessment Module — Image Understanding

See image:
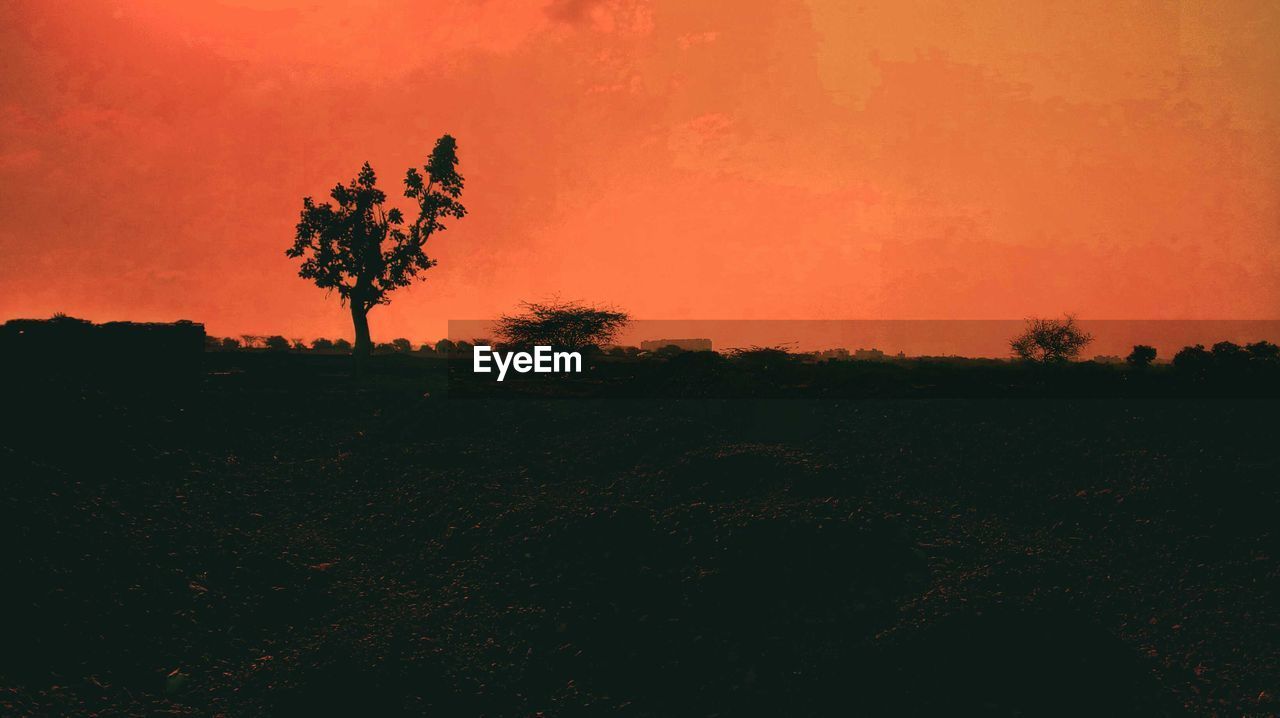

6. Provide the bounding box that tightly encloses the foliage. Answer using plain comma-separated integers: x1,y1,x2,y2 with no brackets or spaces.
1175,340,1280,373
1172,344,1211,372
1212,341,1247,361
286,136,466,359
1126,344,1157,368
1010,315,1093,363
403,135,467,250
1246,340,1279,361
495,300,630,350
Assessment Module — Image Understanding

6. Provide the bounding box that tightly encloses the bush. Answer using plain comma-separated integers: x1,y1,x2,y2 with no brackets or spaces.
495,300,629,350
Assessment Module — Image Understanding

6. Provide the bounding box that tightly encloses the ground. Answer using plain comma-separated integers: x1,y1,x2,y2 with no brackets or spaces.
2,354,1277,716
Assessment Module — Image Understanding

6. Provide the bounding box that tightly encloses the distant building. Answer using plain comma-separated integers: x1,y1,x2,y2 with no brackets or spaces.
853,348,889,361
816,348,851,361
640,338,713,352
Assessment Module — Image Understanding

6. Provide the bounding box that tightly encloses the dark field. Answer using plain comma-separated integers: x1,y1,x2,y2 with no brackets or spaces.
3,354,1278,716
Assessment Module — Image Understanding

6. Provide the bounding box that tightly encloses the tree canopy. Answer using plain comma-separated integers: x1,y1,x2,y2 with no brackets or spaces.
1010,315,1093,363
1126,344,1157,368
495,300,630,350
286,135,465,363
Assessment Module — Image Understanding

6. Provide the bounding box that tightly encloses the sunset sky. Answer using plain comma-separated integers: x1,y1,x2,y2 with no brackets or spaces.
2,0,1278,342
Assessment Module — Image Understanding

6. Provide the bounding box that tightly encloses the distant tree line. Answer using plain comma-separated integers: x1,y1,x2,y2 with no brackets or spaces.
1006,316,1279,371
199,331,1280,373
203,335,478,355
196,307,1280,379
1170,340,1279,373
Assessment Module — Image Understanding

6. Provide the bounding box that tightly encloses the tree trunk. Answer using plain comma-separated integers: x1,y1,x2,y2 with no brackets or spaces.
351,303,372,378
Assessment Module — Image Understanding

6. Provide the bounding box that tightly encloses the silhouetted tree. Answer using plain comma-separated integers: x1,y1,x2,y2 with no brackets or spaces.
434,338,457,356
1211,341,1245,359
1173,344,1211,372
220,337,240,351
455,340,473,355
264,335,290,352
240,335,261,349
311,338,335,351
1246,340,1279,361
291,338,307,350
1209,341,1254,372
390,338,412,353
287,135,466,370
333,338,352,352
495,300,630,350
1010,315,1093,363
1126,344,1157,368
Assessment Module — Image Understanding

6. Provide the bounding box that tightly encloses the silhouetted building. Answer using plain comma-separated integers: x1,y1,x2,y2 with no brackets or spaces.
853,348,889,361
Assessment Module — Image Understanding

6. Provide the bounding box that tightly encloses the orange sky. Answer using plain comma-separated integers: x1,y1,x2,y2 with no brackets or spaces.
2,0,1278,343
